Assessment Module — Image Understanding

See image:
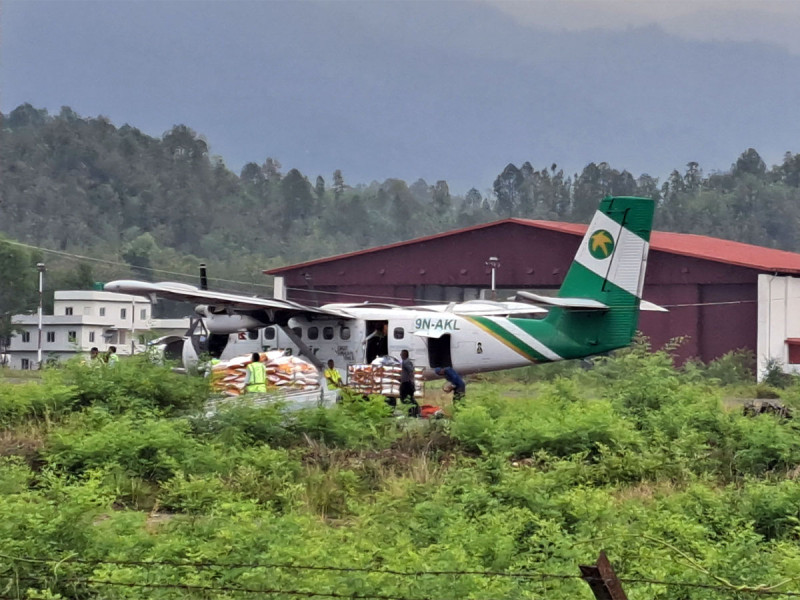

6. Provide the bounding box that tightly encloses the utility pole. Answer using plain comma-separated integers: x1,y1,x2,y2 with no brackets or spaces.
36,262,45,369
485,256,500,300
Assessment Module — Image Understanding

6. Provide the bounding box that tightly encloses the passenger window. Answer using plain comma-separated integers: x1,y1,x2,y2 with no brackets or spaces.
308,326,319,340
340,326,351,340
323,326,334,340
393,327,404,340
264,328,276,340
292,327,302,338
248,330,259,340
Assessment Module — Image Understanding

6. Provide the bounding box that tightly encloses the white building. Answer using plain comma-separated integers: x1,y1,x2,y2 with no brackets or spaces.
5,290,189,369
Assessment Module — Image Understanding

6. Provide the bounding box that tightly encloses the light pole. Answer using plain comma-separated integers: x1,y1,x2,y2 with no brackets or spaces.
485,256,500,300
36,262,45,369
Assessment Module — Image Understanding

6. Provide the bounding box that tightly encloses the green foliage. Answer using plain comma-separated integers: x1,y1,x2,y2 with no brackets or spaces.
0,372,77,426
8,344,800,598
61,354,209,414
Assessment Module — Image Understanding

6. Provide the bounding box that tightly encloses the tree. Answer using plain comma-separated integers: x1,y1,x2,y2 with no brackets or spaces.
262,157,283,182
280,169,316,230
315,175,326,199
0,238,40,356
240,162,264,185
333,169,345,200
122,233,160,280
465,188,483,210
432,180,451,214
493,163,523,217
734,148,766,177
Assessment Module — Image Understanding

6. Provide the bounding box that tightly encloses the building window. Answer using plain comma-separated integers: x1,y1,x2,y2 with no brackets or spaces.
323,326,334,340
120,308,127,319
83,306,92,315
22,332,30,343
99,307,106,317
46,331,55,343
68,331,77,343
340,326,351,340
89,332,95,343
393,327,404,340
140,309,147,320
21,358,30,370
307,326,319,340
65,307,73,315
264,327,276,340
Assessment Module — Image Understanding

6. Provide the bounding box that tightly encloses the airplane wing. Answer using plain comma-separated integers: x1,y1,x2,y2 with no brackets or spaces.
104,280,351,319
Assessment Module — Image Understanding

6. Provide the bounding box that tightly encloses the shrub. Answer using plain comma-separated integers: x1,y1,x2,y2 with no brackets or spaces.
61,354,209,414
0,374,78,426
44,410,223,482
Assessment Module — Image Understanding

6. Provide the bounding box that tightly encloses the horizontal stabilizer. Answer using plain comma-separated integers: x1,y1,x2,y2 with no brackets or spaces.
516,291,668,312
416,300,547,316
640,300,668,312
516,291,608,310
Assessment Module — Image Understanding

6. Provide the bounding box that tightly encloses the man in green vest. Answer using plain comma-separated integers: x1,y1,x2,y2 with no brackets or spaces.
324,359,343,390
106,346,119,366
244,352,267,394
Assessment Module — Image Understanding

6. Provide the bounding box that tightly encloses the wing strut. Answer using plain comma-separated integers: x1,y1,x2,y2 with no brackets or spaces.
279,325,324,370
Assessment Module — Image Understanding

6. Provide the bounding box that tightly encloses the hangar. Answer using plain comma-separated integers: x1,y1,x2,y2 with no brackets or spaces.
266,218,800,373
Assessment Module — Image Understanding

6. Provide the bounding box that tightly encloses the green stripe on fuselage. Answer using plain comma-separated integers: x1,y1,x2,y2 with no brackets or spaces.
465,316,550,363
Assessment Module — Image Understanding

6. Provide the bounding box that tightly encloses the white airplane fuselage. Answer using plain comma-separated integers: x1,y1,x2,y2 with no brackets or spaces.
197,307,544,380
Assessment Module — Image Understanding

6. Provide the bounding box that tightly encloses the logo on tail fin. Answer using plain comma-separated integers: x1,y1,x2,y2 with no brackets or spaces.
589,230,614,259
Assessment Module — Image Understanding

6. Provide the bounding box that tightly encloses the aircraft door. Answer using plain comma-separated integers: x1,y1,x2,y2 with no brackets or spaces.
427,334,452,369
365,320,389,362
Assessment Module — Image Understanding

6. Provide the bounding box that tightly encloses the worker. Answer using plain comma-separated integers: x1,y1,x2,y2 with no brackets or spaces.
324,359,343,390
244,352,267,394
106,346,119,366
399,349,419,417
365,323,388,363
435,366,466,404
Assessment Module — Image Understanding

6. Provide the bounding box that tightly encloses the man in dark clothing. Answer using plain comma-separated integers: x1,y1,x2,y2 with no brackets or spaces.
435,366,466,404
400,349,419,417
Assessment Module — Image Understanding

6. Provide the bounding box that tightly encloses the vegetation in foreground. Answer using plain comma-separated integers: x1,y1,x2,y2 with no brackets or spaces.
4,345,800,599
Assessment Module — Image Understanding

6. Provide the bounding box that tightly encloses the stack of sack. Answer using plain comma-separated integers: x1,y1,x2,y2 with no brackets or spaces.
347,355,424,398
210,351,320,397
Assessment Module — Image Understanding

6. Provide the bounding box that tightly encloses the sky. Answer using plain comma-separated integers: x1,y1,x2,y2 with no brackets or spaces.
1,0,799,193
495,0,800,53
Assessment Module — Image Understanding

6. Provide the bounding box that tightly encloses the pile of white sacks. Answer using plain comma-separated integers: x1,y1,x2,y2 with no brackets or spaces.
210,351,320,397
347,355,424,398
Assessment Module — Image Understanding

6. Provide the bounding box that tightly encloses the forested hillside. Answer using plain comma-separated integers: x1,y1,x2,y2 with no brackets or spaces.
3,103,800,298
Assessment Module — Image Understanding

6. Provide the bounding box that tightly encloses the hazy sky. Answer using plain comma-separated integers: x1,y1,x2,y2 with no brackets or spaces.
2,0,798,192
494,0,800,53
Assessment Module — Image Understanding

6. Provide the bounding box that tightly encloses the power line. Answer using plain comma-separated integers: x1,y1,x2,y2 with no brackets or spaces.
6,556,800,597
0,238,274,291
7,576,501,600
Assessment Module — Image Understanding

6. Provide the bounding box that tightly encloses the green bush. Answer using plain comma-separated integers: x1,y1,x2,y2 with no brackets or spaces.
44,410,224,482
0,373,78,426
61,354,209,414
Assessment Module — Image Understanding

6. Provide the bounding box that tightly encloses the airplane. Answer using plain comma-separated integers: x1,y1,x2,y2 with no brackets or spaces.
105,196,659,386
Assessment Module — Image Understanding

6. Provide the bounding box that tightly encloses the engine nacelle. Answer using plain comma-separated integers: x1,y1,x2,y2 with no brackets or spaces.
195,309,266,334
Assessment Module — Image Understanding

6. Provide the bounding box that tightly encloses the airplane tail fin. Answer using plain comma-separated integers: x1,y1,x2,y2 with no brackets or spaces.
545,196,655,355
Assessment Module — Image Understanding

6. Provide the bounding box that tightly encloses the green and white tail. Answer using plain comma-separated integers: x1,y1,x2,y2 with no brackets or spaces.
514,196,655,360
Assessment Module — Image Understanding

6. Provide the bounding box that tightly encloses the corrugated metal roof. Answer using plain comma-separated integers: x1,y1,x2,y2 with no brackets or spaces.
265,218,800,275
